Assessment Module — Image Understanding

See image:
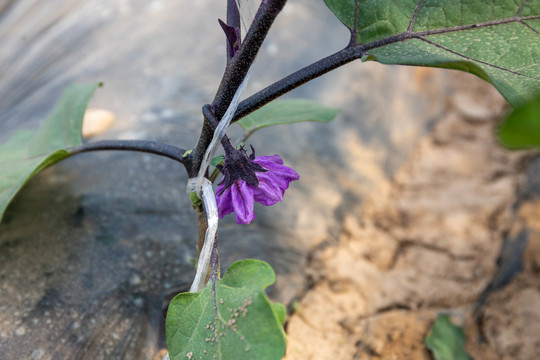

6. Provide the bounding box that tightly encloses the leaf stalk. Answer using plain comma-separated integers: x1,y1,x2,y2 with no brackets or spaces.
68,140,188,165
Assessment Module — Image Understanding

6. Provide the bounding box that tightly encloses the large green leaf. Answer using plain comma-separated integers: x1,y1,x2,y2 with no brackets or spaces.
166,259,286,360
0,83,100,222
425,315,474,360
324,0,540,107
236,99,340,134
498,92,540,148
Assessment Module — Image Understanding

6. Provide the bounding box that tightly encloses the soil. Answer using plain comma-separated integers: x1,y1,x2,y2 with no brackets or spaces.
284,73,540,360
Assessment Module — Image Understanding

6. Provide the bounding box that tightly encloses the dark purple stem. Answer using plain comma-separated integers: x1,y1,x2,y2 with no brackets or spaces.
68,140,187,164
188,0,287,178
212,0,287,118
202,103,236,154
232,46,361,122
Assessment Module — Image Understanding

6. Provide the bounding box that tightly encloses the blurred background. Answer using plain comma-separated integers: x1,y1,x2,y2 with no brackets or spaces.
1,1,538,359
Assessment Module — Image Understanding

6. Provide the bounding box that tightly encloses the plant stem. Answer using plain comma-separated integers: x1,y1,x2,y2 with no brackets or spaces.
232,46,362,122
210,235,220,282
189,0,288,178
195,203,208,256
232,12,540,121
212,0,288,117
68,140,188,165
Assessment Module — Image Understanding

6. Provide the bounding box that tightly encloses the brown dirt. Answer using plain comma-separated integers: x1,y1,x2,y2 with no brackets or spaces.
284,72,540,360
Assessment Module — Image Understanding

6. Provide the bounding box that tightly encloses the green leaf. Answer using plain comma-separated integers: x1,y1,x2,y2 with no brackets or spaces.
166,259,286,360
0,83,101,222
324,0,540,107
498,92,540,148
236,99,340,134
425,315,474,360
272,302,287,326
211,155,225,167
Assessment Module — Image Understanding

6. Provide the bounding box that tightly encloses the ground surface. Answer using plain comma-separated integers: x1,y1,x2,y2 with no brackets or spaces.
284,74,540,360
0,1,538,359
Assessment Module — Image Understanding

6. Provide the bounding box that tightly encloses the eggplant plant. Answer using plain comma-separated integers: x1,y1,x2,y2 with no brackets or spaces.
0,1,538,359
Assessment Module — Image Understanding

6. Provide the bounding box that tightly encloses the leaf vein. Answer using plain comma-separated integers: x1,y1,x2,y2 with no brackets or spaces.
417,36,538,80
407,0,424,32
521,20,540,35
515,0,526,17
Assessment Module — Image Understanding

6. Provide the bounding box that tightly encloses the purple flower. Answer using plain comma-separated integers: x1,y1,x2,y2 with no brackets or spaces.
215,151,299,224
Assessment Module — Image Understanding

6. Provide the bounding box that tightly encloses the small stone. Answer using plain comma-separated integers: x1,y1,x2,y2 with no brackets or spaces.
31,349,44,359
14,326,26,336
129,274,141,286
452,92,495,122
133,298,145,308
82,109,115,138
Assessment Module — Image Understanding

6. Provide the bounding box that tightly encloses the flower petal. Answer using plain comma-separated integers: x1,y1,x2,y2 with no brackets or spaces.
216,183,234,218
230,180,256,224
252,154,299,207
215,153,299,223
254,154,284,166
253,171,284,206
254,155,299,183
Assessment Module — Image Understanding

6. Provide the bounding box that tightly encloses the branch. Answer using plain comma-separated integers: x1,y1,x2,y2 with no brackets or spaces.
232,10,540,122
188,0,287,177
68,140,187,164
212,0,287,117
232,46,362,122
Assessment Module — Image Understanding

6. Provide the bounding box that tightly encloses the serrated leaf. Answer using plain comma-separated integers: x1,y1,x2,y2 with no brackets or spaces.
0,83,100,222
166,259,286,360
324,0,540,107
236,99,340,134
425,315,474,360
498,92,540,148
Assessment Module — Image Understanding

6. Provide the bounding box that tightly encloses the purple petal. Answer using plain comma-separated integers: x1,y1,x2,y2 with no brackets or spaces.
254,154,284,166
254,155,299,182
230,180,256,224
216,183,234,218
215,154,299,223
252,154,299,207
253,171,284,206
216,180,256,224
